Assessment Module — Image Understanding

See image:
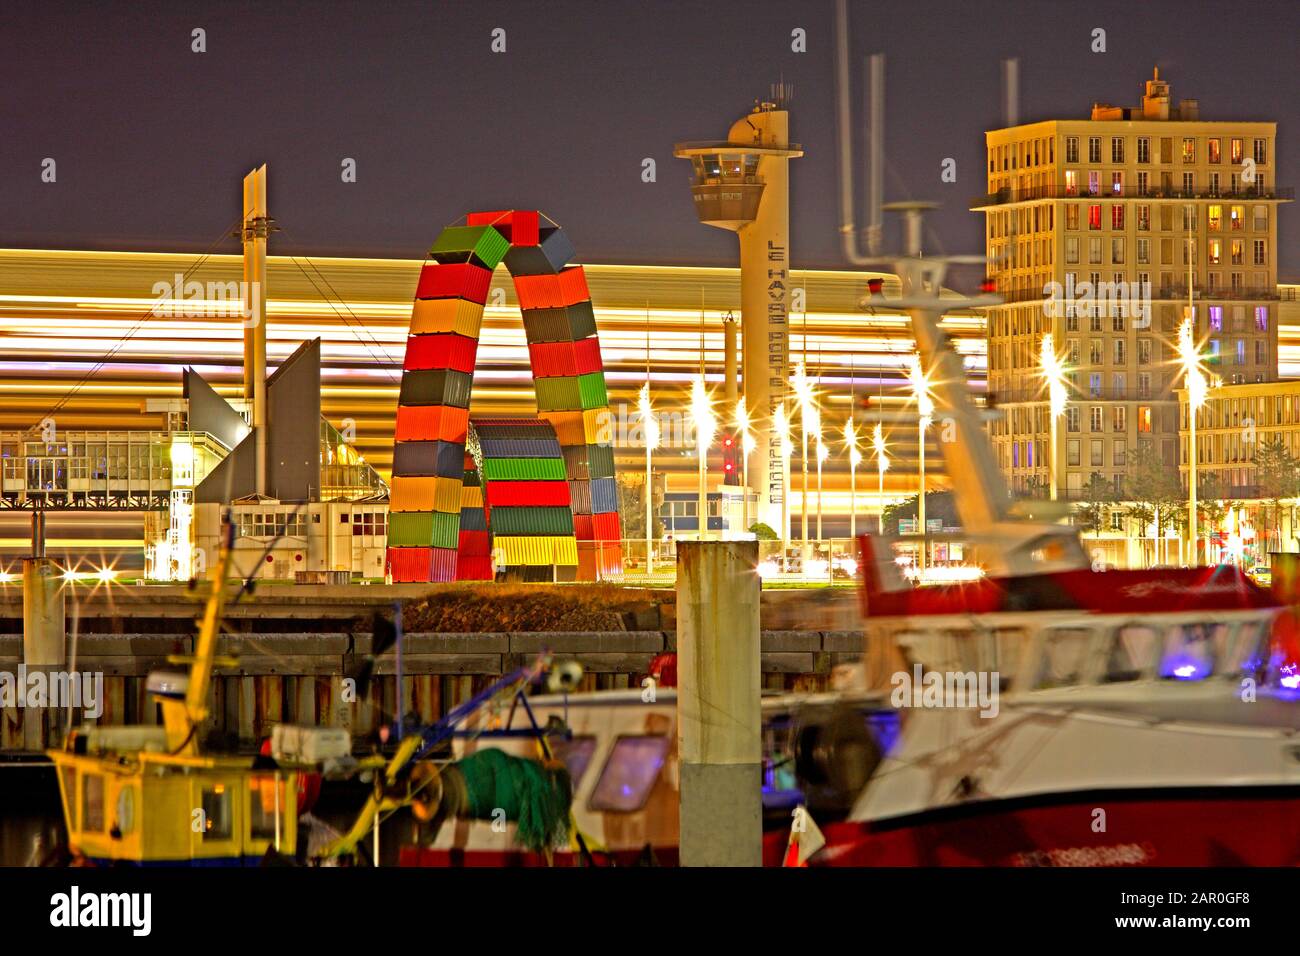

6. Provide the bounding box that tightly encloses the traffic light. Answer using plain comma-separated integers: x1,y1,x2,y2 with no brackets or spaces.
721,433,740,486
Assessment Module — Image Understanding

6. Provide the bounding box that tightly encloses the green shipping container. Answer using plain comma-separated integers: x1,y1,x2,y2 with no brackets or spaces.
429,226,510,270
535,376,582,411
578,372,608,410
388,510,460,548
482,458,568,482
490,506,576,536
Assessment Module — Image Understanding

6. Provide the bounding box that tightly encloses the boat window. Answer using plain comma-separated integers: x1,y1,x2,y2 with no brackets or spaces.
81,773,105,832
59,766,76,826
1105,625,1158,682
201,785,233,841
248,776,282,840
1225,620,1269,678
550,735,598,788
1160,624,1218,680
995,628,1028,690
588,735,670,813
1034,629,1092,688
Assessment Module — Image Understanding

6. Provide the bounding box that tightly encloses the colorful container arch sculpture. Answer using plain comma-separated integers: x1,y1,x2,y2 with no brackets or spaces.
385,210,622,583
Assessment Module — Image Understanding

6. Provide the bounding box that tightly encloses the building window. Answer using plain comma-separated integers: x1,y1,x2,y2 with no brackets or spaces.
1066,407,1079,433
1208,172,1220,196
1253,205,1268,230
1136,137,1150,163
1181,138,1195,163
1230,204,1244,230
1088,204,1101,230
1111,205,1124,230
1063,169,1078,196
1090,407,1103,432
1067,204,1080,230
1207,138,1221,164
1137,372,1151,398
1088,171,1100,196
1253,139,1267,164
1253,240,1266,266
1136,204,1150,231
1136,171,1149,196
1256,340,1266,366
1090,439,1103,467
1111,238,1125,264
1209,306,1223,332
1112,406,1127,432
1067,439,1080,466
1066,136,1079,164
1089,342,1102,366
1065,236,1079,263
1088,137,1101,163
1230,138,1243,164
1111,171,1124,195
1137,407,1151,433
1230,239,1243,265
1137,238,1150,264
1256,306,1269,331
1089,237,1102,264
1208,204,1222,230
1113,340,1126,365
1182,172,1195,193
1208,239,1221,265
1110,510,1125,531
1111,137,1125,163
1137,339,1152,365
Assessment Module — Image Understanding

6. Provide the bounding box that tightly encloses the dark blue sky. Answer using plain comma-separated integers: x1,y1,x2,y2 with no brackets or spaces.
1,0,1296,278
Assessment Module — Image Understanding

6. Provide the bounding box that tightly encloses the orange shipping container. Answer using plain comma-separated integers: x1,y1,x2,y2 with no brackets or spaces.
410,298,484,338
390,476,463,514
394,405,469,443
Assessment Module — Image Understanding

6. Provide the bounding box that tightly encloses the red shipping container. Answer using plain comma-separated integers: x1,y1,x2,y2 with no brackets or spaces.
528,341,578,378
386,546,432,583
591,511,621,541
457,529,490,555
403,333,478,374
415,262,492,304
557,266,590,306
429,547,459,583
394,405,469,443
485,480,572,508
573,336,603,374
576,541,623,581
466,210,540,246
573,514,595,541
455,555,493,581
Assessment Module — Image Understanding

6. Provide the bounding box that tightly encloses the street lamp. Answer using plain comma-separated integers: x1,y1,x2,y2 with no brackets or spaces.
775,402,793,562
816,432,828,542
638,382,661,574
689,375,716,541
873,422,888,535
734,398,755,534
906,355,934,570
791,362,817,561
1178,314,1208,565
1040,333,1068,502
845,418,860,539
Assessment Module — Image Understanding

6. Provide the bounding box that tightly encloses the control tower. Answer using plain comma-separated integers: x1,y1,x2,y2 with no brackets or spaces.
675,88,803,537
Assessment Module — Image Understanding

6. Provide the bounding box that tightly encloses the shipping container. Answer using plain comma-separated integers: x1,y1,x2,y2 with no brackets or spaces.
527,341,578,378
459,484,484,509
568,479,592,515
564,301,598,339
389,475,462,514
489,506,575,536
410,298,484,338
429,225,510,270
513,265,590,310
465,209,540,247
560,443,615,481
387,512,433,548
591,511,622,541
572,513,594,540
402,333,478,374
471,419,558,440
534,376,583,412
577,372,608,410
394,405,469,443
521,307,573,344
586,443,616,479
503,226,575,276
572,336,603,374
459,505,488,532
484,480,572,508
414,262,493,304
590,477,619,514
481,457,567,482
582,407,612,444
429,547,459,583
536,410,585,446
457,529,491,555
398,368,473,408
454,554,493,582
577,541,624,580
392,440,467,479
387,546,433,583
478,437,563,460
495,535,579,567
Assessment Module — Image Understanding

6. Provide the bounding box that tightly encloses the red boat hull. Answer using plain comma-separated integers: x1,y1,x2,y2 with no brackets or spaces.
765,789,1300,867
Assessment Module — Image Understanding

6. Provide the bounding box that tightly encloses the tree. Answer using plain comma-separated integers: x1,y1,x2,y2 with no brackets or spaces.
616,473,663,541
1074,473,1114,535
881,491,958,532
749,522,778,541
1125,442,1180,566
1252,437,1300,552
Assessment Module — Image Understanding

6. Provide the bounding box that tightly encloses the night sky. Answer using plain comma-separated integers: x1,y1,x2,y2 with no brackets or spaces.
1,0,1296,278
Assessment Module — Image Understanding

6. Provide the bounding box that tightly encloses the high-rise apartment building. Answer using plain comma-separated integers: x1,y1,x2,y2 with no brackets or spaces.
976,69,1289,498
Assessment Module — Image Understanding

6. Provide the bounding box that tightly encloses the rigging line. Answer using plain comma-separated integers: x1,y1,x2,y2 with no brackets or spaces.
283,255,401,385
25,215,246,432
275,226,403,377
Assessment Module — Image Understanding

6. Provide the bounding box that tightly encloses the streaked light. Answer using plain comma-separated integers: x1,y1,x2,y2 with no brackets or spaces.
1040,333,1068,419
638,382,661,451
1178,316,1208,410
906,355,934,427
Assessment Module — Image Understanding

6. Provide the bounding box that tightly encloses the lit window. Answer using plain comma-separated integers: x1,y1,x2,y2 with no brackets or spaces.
588,736,671,812
1181,138,1195,163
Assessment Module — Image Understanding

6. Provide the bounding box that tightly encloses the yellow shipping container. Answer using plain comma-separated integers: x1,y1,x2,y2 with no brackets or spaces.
495,535,579,566
460,485,484,509
390,475,462,513
410,298,484,337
